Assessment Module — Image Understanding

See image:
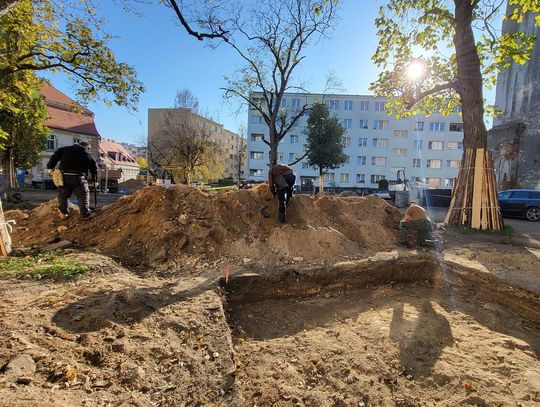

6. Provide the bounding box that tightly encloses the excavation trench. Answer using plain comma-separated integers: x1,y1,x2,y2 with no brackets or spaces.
220,254,540,406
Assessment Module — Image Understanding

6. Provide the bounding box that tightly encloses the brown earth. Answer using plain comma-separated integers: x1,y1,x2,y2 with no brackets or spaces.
7,185,402,267
1,186,540,406
117,179,147,194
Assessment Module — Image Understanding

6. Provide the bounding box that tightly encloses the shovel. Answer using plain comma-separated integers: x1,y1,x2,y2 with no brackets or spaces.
246,191,270,218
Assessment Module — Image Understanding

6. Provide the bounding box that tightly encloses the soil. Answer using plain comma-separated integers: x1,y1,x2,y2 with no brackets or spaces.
1,186,539,406
7,185,402,267
117,179,147,194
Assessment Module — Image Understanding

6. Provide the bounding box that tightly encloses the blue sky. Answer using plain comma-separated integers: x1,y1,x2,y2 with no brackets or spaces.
44,1,496,145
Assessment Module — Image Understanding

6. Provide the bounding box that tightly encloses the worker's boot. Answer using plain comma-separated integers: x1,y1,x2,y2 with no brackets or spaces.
279,212,286,224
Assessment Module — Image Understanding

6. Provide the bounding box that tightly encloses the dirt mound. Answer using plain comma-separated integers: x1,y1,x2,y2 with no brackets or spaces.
117,178,147,194
8,185,402,266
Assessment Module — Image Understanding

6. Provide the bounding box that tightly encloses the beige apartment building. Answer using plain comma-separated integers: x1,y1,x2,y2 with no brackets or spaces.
147,108,245,183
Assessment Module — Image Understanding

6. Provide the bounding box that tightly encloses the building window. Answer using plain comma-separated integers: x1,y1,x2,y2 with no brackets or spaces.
374,101,386,111
326,99,339,110
342,137,351,147
426,159,442,169
356,174,365,183
392,148,407,156
250,169,263,176
357,156,366,165
373,120,389,130
449,123,463,132
340,173,349,183
359,119,369,129
250,115,263,124
358,137,368,146
444,178,455,188
73,138,81,144
344,155,350,164
292,98,301,109
426,177,441,187
391,167,406,174
447,160,459,168
290,134,299,144
454,106,462,114
251,133,264,142
343,119,352,129
412,158,421,168
46,134,56,150
360,101,369,111
447,141,463,150
301,162,311,169
323,172,335,182
415,122,424,131
280,99,287,107
344,100,353,110
250,151,264,160
429,122,445,131
370,174,386,183
289,152,298,162
278,152,284,162
414,140,423,149
372,156,387,166
428,141,444,150
372,138,388,148
393,130,408,138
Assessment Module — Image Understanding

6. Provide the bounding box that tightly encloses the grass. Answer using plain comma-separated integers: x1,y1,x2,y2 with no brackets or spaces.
0,251,89,280
205,185,237,191
446,224,514,237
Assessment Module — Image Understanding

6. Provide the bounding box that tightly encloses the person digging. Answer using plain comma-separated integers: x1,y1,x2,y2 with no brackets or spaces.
47,141,98,221
268,164,296,224
399,200,433,248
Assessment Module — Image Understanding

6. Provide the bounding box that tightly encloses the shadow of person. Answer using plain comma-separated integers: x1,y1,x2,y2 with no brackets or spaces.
390,301,454,378
52,279,219,333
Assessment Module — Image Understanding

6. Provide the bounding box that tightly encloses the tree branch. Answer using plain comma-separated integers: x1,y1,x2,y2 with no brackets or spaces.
288,150,308,166
166,0,229,41
406,81,459,108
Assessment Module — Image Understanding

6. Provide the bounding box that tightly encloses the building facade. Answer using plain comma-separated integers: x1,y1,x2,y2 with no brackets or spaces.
148,108,245,182
29,85,101,187
488,6,540,190
246,93,464,191
119,142,148,161
99,139,140,183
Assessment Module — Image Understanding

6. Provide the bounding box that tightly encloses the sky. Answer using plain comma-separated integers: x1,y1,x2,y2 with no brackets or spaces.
44,1,497,146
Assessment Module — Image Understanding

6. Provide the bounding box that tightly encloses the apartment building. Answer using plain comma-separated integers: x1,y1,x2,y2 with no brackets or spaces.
148,108,245,182
246,93,464,191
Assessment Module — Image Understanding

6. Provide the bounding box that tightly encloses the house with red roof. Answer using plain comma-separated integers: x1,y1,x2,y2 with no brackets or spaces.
29,85,101,186
99,138,140,185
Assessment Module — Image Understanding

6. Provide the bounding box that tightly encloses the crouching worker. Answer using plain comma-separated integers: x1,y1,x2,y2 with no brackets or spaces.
399,200,433,247
47,141,98,221
268,164,296,224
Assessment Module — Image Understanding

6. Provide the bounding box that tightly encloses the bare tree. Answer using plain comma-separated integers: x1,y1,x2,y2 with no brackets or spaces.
149,108,222,185
165,0,338,167
174,88,200,111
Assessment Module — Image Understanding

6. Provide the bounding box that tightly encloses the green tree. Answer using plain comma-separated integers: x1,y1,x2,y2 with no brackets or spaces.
0,0,144,112
371,0,540,230
305,102,347,193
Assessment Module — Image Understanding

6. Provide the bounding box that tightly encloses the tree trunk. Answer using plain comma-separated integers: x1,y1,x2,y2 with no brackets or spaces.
319,168,324,193
268,125,278,167
445,0,503,230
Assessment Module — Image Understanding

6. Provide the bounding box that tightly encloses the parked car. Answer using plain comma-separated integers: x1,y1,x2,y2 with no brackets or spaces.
498,189,540,222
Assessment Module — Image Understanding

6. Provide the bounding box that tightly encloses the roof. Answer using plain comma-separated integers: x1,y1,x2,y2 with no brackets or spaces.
99,139,140,168
40,85,100,137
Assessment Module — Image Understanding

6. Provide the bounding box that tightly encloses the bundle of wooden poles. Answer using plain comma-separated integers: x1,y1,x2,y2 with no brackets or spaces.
445,148,504,230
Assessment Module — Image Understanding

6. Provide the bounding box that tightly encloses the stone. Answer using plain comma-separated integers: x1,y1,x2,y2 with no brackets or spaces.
292,257,304,262
177,236,189,250
243,258,252,264
57,226,68,232
4,354,36,376
177,214,189,225
525,370,540,392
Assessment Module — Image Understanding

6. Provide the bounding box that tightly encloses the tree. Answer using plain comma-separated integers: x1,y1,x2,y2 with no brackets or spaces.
305,102,347,193
371,0,540,230
149,106,223,185
0,74,49,187
0,0,144,113
136,156,148,170
164,0,338,167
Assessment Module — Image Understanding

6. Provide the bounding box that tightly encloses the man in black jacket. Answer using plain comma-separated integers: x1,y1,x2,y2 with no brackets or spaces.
47,141,98,220
268,164,296,224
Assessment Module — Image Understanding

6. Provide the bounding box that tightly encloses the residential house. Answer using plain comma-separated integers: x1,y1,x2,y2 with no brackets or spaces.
29,85,101,187
99,139,140,186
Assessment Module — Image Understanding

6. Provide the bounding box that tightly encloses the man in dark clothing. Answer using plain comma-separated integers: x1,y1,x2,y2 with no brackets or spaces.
268,164,296,223
47,141,98,220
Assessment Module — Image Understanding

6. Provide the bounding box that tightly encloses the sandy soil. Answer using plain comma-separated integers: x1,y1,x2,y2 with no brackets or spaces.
1,188,539,406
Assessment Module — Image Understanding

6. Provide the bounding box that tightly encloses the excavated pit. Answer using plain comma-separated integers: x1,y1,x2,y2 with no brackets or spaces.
221,254,540,406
